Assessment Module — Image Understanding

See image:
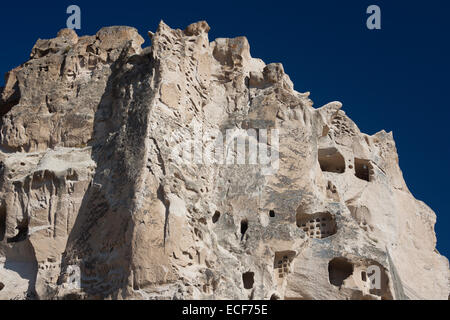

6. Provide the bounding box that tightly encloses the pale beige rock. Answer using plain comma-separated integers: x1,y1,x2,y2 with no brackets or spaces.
0,21,448,300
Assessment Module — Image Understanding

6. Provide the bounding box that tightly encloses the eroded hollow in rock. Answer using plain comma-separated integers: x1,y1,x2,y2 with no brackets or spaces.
328,257,354,287
347,203,372,231
7,219,29,243
242,271,254,289
296,210,337,239
0,282,4,291
0,78,21,125
0,202,6,241
318,148,345,173
361,271,367,282
326,181,340,201
212,211,220,224
354,158,373,182
270,293,280,300
269,210,275,218
240,219,248,239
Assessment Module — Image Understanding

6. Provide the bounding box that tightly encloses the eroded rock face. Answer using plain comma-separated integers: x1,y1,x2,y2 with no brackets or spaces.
0,21,448,300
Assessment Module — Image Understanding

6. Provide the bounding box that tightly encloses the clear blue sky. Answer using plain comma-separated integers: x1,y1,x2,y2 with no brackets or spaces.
1,0,449,258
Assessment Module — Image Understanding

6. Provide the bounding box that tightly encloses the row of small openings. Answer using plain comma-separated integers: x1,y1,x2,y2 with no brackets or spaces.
274,251,295,279
296,212,337,239
298,216,331,227
304,230,334,238
277,256,291,278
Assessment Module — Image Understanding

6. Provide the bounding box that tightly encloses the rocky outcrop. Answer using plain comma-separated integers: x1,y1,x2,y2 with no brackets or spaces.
0,21,448,300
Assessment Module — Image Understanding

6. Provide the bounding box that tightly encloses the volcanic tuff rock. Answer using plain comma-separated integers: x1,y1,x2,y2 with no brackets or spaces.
0,21,448,300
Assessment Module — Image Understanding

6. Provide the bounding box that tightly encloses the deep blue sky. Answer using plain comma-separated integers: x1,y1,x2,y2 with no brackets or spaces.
1,0,449,258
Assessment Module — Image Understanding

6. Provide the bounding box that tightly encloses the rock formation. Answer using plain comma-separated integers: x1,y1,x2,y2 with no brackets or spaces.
0,21,448,300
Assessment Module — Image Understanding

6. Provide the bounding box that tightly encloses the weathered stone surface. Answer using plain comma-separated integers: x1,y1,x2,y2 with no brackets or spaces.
0,21,448,300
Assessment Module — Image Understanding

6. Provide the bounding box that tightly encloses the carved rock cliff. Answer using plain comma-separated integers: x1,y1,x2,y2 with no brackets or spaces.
0,21,448,300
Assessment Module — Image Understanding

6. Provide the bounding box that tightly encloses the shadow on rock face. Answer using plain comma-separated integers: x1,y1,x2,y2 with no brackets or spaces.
60,39,156,299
